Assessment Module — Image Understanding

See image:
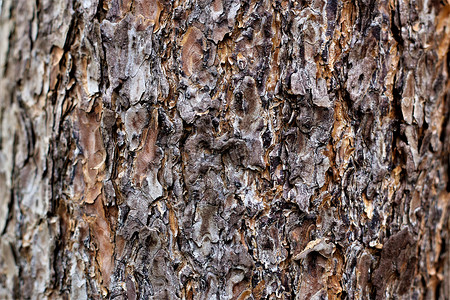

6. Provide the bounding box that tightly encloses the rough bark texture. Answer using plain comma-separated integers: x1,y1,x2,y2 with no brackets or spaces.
0,0,449,299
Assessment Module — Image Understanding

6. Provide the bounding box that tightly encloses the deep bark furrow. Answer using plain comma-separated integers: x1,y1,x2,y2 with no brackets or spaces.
0,0,449,299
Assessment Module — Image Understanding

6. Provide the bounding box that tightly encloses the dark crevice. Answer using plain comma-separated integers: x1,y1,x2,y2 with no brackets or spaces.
2,23,14,78
96,0,107,23
390,7,404,48
444,90,450,192
1,133,17,235
391,71,407,168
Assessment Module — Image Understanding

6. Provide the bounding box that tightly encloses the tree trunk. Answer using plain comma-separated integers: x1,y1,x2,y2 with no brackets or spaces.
0,0,449,299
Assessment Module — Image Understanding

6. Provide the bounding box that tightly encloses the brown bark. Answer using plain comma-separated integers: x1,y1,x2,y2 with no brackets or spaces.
0,0,449,299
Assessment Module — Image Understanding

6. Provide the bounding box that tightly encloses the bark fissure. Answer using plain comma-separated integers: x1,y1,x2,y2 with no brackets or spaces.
0,0,449,299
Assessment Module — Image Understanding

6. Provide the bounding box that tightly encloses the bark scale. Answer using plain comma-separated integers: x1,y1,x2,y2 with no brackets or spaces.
0,0,449,299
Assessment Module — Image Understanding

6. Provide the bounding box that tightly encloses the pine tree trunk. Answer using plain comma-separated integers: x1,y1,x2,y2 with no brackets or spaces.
0,0,449,299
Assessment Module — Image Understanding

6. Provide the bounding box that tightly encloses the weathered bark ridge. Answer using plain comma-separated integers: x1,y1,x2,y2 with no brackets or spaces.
0,0,449,299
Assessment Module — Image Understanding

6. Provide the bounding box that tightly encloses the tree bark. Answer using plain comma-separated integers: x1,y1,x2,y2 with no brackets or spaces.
0,0,449,299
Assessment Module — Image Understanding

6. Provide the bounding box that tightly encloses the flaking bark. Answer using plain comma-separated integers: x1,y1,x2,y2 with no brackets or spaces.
0,0,449,299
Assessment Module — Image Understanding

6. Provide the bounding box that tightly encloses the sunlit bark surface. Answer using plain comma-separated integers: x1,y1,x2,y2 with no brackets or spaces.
0,0,449,299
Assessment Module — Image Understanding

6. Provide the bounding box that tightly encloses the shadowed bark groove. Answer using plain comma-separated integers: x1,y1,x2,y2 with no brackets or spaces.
0,0,449,299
